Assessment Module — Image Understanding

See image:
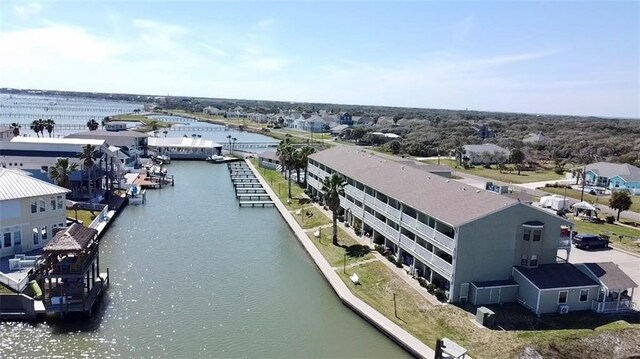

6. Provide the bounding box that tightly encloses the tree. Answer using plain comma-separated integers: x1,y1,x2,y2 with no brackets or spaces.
44,119,55,137
163,130,168,138
297,145,316,185
509,148,525,175
150,121,159,132
30,119,44,137
226,134,232,153
276,138,296,198
87,118,99,131
48,157,78,189
321,173,346,246
79,144,97,203
609,190,632,221
10,122,20,137
388,140,402,154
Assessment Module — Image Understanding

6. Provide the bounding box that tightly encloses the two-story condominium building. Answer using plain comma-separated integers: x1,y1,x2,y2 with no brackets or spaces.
306,147,626,314
0,168,70,258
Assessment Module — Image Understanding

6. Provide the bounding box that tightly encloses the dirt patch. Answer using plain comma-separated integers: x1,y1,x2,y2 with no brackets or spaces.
524,328,640,359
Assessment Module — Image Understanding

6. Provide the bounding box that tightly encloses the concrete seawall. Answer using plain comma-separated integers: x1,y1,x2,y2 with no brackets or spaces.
245,159,435,359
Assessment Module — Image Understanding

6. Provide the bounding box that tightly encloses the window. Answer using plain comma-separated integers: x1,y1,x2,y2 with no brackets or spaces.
532,230,542,242
521,254,528,266
57,196,64,210
579,289,589,302
558,291,568,304
3,233,11,247
41,226,48,241
13,231,21,246
33,228,39,245
523,228,531,241
39,198,45,212
31,199,37,213
529,254,538,267
51,197,57,211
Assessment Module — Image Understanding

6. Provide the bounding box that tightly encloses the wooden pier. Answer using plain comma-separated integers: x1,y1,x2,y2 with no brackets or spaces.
228,162,273,208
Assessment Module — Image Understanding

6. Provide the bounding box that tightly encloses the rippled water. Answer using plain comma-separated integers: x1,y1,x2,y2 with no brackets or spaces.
0,162,408,358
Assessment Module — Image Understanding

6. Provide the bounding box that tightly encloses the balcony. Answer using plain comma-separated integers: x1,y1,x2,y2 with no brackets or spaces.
592,299,634,313
345,186,365,201
402,215,418,229
408,239,453,278
399,234,417,251
558,236,571,248
413,221,455,251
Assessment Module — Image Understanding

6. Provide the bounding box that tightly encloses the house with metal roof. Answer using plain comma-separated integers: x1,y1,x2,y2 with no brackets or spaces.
1,137,120,202
0,168,69,259
306,147,592,310
584,162,640,195
65,128,149,167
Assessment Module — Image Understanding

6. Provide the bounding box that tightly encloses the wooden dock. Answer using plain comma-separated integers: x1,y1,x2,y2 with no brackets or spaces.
228,162,273,208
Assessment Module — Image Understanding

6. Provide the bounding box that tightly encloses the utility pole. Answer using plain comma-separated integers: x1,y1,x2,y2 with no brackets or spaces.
580,166,587,202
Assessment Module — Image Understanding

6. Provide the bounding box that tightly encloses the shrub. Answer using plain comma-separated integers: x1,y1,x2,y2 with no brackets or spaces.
554,168,565,175
374,244,385,253
589,189,597,195
426,283,437,294
417,278,428,288
385,254,396,263
434,289,447,302
395,260,403,268
606,216,615,224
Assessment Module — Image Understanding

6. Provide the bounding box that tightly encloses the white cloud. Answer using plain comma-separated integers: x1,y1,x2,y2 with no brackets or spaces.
132,19,187,51
13,1,42,18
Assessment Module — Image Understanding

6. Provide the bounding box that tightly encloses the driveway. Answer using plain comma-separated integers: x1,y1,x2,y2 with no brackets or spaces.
568,246,640,308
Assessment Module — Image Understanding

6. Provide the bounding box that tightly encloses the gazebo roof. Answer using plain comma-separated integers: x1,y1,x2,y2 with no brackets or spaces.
44,223,97,252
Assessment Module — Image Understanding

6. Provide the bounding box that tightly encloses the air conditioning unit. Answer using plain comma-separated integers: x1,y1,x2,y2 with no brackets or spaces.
558,304,570,314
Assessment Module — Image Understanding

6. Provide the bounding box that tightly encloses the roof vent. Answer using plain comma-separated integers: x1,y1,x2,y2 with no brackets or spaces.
401,166,405,170
446,180,450,183
427,176,431,180
476,190,481,193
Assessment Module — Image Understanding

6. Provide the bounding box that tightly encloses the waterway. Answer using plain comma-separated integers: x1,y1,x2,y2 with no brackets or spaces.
0,162,408,358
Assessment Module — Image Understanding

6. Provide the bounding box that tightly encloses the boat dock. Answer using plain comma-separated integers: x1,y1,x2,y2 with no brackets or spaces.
228,162,274,207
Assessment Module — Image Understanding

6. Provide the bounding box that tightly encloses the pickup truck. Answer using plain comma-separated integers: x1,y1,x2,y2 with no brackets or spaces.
572,233,610,250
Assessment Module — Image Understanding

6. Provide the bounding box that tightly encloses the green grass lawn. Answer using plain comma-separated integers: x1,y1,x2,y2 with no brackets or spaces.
292,206,331,229
540,187,640,213
250,159,309,211
0,284,15,294
66,209,95,227
424,159,565,184
336,261,639,358
570,216,640,254
307,227,373,266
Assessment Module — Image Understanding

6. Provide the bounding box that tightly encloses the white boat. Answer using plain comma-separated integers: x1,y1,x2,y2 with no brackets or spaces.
205,155,225,163
126,185,146,205
155,154,171,164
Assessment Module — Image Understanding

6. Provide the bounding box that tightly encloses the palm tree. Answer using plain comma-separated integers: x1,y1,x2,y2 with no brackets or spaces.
232,137,237,154
79,144,97,203
86,118,99,131
10,123,20,137
226,134,232,153
321,173,346,246
30,119,43,137
298,145,316,185
44,119,55,137
163,130,168,138
48,157,78,189
150,121,159,132
276,138,296,198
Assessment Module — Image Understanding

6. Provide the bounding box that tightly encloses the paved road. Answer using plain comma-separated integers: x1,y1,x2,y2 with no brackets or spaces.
568,246,640,309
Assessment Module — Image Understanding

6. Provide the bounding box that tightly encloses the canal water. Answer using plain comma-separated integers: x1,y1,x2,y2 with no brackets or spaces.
0,162,407,358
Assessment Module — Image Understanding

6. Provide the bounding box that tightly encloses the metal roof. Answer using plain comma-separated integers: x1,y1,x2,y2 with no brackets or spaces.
10,137,105,146
0,168,70,201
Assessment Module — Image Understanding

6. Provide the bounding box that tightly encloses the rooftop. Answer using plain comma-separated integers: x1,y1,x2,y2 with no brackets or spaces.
259,150,279,162
515,263,600,289
148,137,222,149
585,162,640,182
67,129,150,138
0,168,70,201
309,147,520,226
10,137,105,146
463,143,510,154
583,262,638,289
44,223,97,252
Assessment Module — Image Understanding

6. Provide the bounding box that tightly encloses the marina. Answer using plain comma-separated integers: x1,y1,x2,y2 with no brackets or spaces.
228,162,274,207
0,162,407,358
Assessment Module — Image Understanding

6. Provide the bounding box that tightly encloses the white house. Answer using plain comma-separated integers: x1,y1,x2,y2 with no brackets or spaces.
0,168,70,258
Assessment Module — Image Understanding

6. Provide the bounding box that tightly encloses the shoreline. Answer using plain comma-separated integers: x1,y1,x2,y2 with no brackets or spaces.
244,159,435,359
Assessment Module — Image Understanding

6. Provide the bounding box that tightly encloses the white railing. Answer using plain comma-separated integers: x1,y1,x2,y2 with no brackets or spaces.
345,186,365,201
402,215,418,229
307,177,319,189
89,205,110,229
433,231,455,250
0,271,31,292
402,237,453,278
399,234,417,251
558,237,571,248
592,299,634,313
385,205,401,220
431,254,453,275
385,224,399,238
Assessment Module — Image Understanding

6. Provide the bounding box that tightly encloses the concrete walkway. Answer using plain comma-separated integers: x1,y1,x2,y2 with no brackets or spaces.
245,159,435,359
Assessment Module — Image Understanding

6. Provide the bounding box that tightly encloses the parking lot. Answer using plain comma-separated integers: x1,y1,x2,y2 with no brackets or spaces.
568,246,640,308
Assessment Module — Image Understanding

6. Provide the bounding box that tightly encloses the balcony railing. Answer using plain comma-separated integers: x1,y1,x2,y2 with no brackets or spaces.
345,186,365,201
592,299,634,313
408,239,453,278
558,237,571,248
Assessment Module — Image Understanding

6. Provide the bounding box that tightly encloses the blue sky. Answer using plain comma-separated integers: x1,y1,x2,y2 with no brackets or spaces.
1,1,638,118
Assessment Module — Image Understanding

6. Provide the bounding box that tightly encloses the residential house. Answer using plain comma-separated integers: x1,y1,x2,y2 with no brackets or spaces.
584,162,640,195
523,132,549,144
203,107,225,116
258,150,280,170
330,124,350,136
65,127,149,168
306,147,627,315
322,115,339,129
0,168,69,258
0,125,14,141
0,137,118,202
475,124,496,139
339,112,353,125
356,116,375,126
462,144,511,165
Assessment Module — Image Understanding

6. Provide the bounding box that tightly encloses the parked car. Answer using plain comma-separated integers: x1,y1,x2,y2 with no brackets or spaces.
572,233,610,249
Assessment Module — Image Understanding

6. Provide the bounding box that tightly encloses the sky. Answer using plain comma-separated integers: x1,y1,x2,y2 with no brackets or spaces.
1,1,638,118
